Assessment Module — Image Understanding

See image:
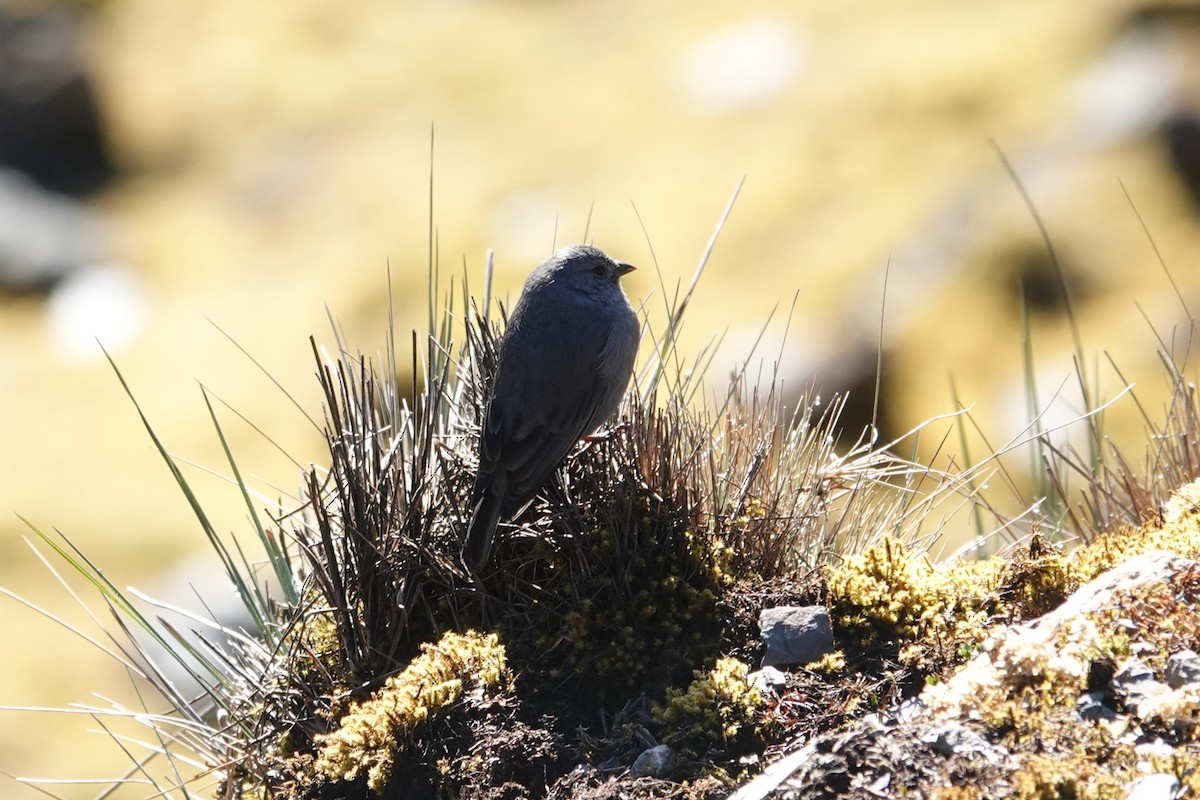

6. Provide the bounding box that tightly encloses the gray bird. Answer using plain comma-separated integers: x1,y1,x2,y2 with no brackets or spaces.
463,244,639,574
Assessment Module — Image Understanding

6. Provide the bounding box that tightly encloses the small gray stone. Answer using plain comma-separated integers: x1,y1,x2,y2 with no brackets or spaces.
1123,678,1174,721
759,605,835,668
1164,649,1200,689
630,744,673,778
921,723,1011,765
1076,691,1120,722
1112,617,1138,636
1135,740,1176,760
1123,773,1179,800
747,666,788,693
1114,660,1155,687
893,697,924,725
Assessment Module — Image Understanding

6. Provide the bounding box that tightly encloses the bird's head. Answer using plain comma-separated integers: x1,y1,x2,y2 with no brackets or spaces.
539,244,635,296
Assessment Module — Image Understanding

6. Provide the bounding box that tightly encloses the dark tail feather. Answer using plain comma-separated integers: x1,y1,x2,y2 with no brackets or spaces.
463,477,505,575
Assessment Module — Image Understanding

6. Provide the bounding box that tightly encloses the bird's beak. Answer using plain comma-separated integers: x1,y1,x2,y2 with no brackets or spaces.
615,262,636,277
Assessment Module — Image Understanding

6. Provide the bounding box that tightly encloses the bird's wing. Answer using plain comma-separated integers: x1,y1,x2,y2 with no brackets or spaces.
488,317,613,513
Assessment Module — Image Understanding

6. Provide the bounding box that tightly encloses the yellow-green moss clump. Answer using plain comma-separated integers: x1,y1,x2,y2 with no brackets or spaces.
534,502,728,703
652,657,767,759
281,602,347,696
314,630,510,794
1073,477,1200,579
823,480,1200,681
825,535,1010,674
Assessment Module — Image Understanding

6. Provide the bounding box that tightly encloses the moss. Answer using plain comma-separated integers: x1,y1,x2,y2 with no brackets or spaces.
652,657,767,761
995,534,1079,619
809,650,847,673
826,534,1008,676
1008,750,1143,800
526,494,728,704
283,601,349,695
931,787,983,800
1072,476,1200,580
924,487,1200,799
822,508,1198,686
1163,478,1200,524
313,630,510,794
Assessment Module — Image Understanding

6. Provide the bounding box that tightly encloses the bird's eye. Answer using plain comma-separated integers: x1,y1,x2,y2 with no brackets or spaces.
592,265,606,277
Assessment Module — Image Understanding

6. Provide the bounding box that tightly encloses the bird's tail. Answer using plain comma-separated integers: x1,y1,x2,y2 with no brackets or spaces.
463,478,505,575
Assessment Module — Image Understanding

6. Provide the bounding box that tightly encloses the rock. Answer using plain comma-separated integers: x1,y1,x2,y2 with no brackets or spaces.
920,723,1011,765
759,605,835,668
1124,685,1173,721
1123,773,1179,800
1086,656,1118,692
1076,690,1120,722
892,697,924,725
727,744,813,800
730,552,1200,800
748,666,788,693
630,744,673,779
729,554,1200,800
1114,660,1155,687
1164,649,1200,690
0,6,114,196
1135,740,1176,761
47,263,147,360
1105,648,1200,738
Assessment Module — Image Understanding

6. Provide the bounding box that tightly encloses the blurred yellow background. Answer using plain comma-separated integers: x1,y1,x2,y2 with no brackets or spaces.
4,0,1200,795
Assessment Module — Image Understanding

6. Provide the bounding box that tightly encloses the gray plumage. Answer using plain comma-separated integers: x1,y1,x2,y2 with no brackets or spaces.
463,244,639,574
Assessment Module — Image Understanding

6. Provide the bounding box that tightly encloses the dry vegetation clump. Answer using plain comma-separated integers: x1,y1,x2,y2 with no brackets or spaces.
230,278,953,797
